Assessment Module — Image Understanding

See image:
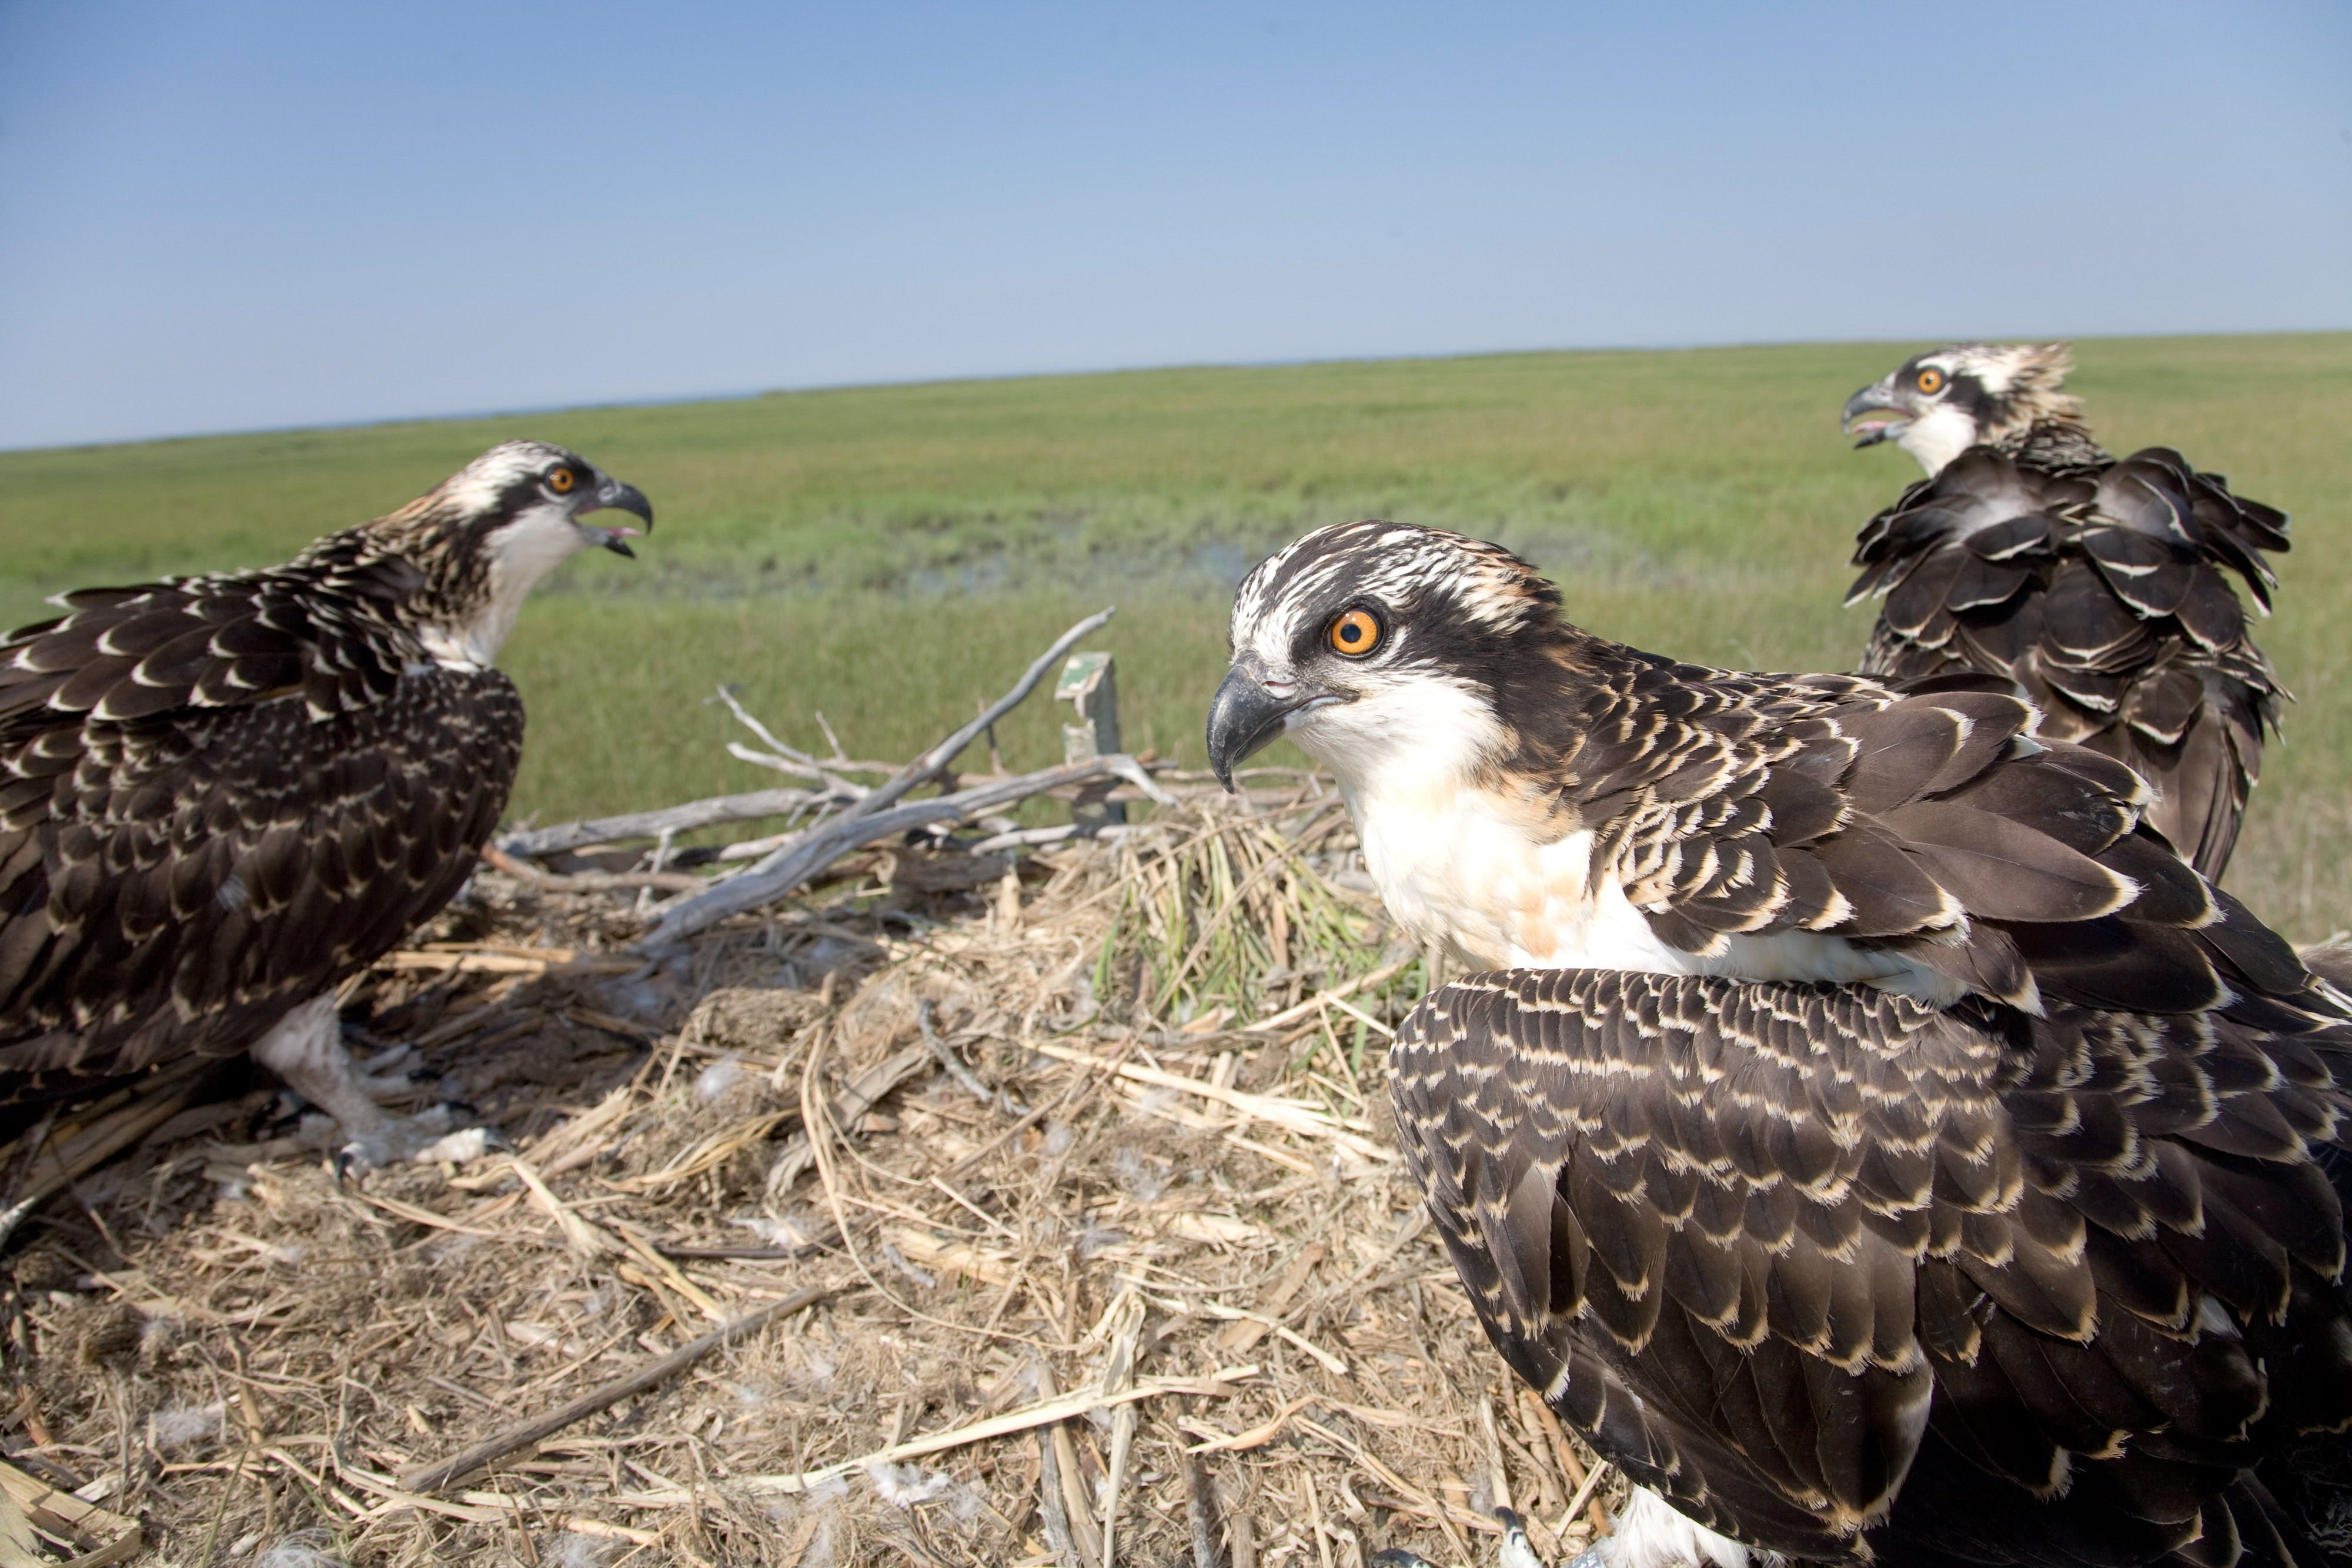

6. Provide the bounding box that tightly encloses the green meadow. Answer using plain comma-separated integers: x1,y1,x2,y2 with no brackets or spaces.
5,333,2350,934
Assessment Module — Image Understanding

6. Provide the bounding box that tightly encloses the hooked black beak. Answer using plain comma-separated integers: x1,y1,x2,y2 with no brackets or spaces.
582,476,654,559
1841,380,1908,450
1207,664,1316,792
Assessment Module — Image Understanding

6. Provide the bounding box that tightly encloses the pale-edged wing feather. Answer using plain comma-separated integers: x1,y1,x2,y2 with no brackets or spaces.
1844,446,2287,882
1391,969,2352,1566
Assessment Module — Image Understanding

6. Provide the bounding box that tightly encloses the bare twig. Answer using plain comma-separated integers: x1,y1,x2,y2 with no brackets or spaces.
639,608,1133,946
813,710,848,761
376,947,638,977
712,830,804,862
965,823,1087,855
714,684,880,801
396,1283,841,1493
496,786,843,859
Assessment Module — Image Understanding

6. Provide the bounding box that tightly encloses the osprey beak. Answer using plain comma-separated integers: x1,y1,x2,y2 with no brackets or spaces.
1208,664,1319,792
1842,378,1909,449
582,477,654,559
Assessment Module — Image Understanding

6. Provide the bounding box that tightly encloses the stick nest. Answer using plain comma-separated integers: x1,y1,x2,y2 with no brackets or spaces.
4,784,1621,1567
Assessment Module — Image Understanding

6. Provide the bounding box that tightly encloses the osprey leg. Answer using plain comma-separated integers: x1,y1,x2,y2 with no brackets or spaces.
250,995,485,1168
251,996,382,1132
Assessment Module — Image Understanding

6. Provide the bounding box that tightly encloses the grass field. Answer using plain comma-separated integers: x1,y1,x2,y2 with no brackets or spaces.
5,333,2350,933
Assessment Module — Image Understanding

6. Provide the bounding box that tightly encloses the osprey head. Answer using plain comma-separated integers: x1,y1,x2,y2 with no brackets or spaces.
1842,343,2080,476
369,439,656,667
435,438,656,562
1207,521,1552,790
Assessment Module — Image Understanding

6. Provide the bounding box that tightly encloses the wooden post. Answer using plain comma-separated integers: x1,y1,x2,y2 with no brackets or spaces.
1055,651,1127,828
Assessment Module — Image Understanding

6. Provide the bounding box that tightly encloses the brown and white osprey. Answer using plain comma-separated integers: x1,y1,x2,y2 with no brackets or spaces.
1840,345,2290,881
0,440,651,1167
1209,521,2352,1568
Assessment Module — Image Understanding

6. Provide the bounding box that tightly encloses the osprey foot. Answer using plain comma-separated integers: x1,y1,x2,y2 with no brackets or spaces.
315,1105,505,1178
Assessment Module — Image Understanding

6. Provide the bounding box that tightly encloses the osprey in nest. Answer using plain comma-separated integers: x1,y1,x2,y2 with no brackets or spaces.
1840,345,2289,881
0,440,651,1167
1209,521,2352,1568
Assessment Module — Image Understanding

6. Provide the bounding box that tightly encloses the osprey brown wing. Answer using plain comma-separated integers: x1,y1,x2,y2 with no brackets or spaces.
0,572,522,1082
1391,968,2352,1566
1845,447,2287,881
1526,646,2289,1014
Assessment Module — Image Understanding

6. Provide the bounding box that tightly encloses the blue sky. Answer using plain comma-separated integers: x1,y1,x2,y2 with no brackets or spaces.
1,1,2346,450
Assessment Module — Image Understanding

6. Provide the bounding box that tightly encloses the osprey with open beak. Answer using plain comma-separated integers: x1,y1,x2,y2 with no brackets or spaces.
1840,342,2102,477
0,440,653,1171
1836,346,2290,881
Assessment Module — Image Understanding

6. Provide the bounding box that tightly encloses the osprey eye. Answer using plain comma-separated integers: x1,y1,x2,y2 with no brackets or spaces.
1328,609,1382,657
1916,368,1945,395
547,468,576,494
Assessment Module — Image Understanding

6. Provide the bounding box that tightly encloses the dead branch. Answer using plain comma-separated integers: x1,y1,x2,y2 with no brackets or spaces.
640,752,1168,948
857,607,1115,822
627,609,1138,945
496,785,843,860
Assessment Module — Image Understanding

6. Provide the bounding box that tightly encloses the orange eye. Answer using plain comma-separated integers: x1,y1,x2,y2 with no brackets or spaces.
1328,609,1382,657
547,468,576,493
1916,368,1945,395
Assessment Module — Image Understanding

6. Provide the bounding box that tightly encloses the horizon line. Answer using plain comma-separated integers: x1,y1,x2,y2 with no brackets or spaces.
8,324,2347,459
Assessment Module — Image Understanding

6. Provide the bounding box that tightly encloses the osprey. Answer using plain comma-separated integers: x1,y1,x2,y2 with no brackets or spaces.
1841,345,2290,881
0,440,651,1166
1208,521,2352,1568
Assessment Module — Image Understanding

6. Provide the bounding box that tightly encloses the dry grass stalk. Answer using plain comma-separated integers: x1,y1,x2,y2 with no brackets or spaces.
0,1457,139,1563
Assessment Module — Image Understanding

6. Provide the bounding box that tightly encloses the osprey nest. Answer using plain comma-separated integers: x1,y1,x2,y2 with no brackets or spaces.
0,614,1619,1568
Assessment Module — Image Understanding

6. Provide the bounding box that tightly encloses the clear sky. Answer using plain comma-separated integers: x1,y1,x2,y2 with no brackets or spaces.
1,1,2346,450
